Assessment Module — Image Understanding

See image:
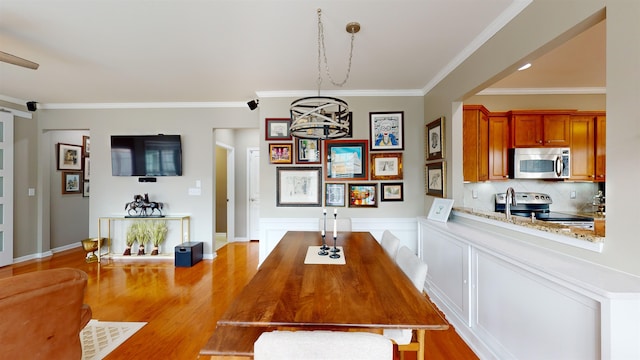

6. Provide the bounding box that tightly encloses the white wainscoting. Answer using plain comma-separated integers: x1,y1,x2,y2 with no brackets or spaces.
258,217,418,266
418,215,640,360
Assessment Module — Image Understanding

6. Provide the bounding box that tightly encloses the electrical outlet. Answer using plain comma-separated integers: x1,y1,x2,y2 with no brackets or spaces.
570,190,576,199
472,190,478,199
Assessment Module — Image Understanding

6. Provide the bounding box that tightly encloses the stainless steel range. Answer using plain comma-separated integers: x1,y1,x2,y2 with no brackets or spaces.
495,192,594,229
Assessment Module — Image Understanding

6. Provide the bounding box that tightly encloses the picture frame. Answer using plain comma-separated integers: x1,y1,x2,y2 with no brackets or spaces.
426,161,446,198
276,167,322,207
427,198,454,222
57,143,83,170
62,171,82,194
426,116,444,161
369,111,404,151
325,183,346,207
84,157,90,180
371,152,403,180
82,135,90,157
348,183,378,208
83,181,90,198
295,138,321,164
265,118,292,141
381,182,404,202
269,143,293,164
324,139,369,181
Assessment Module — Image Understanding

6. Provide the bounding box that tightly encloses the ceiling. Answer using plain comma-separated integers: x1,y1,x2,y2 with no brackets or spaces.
0,1,605,107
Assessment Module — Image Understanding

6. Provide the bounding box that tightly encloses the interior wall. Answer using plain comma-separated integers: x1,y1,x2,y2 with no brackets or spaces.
48,130,90,249
257,96,425,220
426,0,640,276
35,107,259,256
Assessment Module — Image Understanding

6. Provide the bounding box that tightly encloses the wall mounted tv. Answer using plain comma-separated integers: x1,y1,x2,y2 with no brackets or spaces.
111,134,183,176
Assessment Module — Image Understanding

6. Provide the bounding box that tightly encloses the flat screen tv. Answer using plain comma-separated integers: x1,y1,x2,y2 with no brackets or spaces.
111,134,183,176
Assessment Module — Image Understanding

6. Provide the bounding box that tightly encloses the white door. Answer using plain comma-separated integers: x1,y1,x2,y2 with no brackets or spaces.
248,148,260,240
0,112,14,267
225,146,235,242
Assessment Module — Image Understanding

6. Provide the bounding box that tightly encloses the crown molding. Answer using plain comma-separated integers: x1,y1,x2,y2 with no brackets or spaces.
477,87,606,95
256,89,424,98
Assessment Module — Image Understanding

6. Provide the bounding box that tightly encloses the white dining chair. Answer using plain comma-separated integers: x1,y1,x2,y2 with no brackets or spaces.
254,330,393,360
384,246,429,359
380,230,400,260
318,217,352,232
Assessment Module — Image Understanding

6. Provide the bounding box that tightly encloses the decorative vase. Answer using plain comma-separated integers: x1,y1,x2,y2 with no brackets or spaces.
137,244,145,256
151,246,159,256
123,246,132,256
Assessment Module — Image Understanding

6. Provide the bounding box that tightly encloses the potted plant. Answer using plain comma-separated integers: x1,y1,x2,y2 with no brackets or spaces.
136,221,152,255
150,220,168,255
124,222,138,255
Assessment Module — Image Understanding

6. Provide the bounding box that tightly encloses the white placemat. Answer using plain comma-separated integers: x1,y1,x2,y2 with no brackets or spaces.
304,246,346,265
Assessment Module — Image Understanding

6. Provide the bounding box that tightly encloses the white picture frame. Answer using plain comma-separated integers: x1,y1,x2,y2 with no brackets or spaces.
427,198,454,222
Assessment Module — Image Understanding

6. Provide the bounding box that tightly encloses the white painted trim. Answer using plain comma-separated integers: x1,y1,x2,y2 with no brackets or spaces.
477,87,607,95
13,250,54,264
39,101,247,110
256,89,424,98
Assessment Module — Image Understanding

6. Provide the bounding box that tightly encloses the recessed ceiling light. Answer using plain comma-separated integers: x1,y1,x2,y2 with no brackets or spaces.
518,63,532,71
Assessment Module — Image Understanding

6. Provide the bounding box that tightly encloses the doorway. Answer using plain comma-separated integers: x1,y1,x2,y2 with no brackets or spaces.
215,143,235,250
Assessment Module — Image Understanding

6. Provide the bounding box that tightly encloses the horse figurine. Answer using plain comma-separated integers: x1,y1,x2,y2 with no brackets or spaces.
124,194,164,216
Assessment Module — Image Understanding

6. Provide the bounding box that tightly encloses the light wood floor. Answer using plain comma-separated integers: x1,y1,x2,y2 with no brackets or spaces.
0,242,478,360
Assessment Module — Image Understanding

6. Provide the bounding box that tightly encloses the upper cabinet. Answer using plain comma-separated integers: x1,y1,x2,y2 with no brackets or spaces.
463,105,489,182
509,110,572,148
464,105,605,183
595,115,606,182
569,112,606,181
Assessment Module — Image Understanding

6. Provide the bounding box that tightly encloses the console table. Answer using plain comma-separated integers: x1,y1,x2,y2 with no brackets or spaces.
97,215,190,262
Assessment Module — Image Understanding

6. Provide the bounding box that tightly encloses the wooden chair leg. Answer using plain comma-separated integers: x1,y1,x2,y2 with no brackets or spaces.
417,329,425,360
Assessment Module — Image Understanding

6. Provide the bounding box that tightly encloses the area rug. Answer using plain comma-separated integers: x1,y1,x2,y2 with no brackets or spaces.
80,319,147,360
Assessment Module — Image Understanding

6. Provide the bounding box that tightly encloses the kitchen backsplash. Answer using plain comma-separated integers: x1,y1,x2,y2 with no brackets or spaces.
463,181,600,214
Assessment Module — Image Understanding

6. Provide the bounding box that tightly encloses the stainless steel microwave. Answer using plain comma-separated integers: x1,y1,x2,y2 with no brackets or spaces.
509,148,570,179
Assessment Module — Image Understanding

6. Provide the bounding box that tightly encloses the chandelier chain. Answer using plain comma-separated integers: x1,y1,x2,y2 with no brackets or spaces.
317,9,355,93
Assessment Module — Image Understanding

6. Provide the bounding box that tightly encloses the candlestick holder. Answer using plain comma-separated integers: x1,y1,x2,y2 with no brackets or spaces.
329,235,341,259
318,234,329,255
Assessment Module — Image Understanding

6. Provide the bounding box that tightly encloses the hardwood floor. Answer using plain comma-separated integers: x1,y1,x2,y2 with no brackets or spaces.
0,242,478,360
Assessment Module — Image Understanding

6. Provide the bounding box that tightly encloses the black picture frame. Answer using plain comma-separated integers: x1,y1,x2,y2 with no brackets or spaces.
426,161,446,198
324,139,369,181
348,183,378,208
381,182,404,202
295,138,321,164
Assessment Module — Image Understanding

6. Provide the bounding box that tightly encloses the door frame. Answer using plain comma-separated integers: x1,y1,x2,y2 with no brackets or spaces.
216,142,235,243
247,147,260,240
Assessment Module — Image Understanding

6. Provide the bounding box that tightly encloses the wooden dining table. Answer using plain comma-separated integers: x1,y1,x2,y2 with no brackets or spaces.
200,231,449,358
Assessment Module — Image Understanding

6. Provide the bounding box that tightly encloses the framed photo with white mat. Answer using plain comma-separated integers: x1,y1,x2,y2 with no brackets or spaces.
427,198,454,222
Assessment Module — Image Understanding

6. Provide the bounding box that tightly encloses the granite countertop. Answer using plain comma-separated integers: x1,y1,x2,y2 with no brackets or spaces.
452,207,604,243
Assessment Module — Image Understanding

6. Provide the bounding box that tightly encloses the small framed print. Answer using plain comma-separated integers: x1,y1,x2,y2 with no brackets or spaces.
82,135,90,157
348,183,378,208
370,111,404,151
269,143,293,164
276,167,322,207
325,139,369,181
83,181,90,198
381,182,404,202
62,171,82,194
57,143,82,170
427,198,454,222
296,138,321,164
325,183,346,207
426,116,444,161
265,118,292,141
426,161,446,198
371,152,403,180
84,157,90,180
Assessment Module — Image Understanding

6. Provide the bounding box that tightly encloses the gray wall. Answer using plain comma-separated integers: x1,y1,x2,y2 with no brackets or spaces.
426,0,640,276
256,96,426,218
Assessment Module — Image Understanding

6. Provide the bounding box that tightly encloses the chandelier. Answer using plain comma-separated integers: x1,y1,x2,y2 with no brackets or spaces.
289,9,360,140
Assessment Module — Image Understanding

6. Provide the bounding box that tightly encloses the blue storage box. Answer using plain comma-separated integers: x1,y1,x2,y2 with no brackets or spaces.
175,242,203,267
